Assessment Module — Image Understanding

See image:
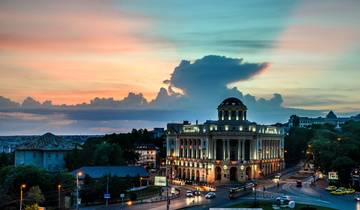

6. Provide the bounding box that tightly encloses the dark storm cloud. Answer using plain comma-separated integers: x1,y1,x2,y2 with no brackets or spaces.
0,96,19,109
165,55,269,99
0,55,328,134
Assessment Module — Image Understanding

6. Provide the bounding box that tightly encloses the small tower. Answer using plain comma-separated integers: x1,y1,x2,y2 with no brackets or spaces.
217,97,247,122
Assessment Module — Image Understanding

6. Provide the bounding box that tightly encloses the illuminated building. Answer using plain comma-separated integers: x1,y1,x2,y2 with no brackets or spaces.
135,144,158,169
288,111,360,128
166,97,285,184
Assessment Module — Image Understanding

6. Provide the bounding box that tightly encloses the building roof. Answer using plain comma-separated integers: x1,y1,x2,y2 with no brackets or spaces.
72,166,149,178
326,111,337,119
218,97,247,110
135,143,158,151
16,132,76,151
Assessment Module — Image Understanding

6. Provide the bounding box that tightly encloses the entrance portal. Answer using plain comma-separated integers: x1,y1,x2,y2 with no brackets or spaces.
215,166,222,181
229,167,237,181
246,166,252,180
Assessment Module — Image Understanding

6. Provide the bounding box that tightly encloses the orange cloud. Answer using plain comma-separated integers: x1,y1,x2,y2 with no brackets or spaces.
0,0,152,54
0,0,177,104
274,0,360,54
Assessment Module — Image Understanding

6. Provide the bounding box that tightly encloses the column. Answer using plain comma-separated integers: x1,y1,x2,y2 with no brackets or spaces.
227,140,230,160
175,138,179,157
213,139,216,160
241,140,245,161
223,139,226,160
238,139,241,160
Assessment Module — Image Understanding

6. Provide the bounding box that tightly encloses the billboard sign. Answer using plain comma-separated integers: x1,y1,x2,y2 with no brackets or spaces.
154,176,167,186
328,172,338,180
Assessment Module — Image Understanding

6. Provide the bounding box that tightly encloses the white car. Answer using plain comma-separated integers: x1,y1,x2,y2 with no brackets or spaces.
275,195,291,205
355,194,360,201
205,192,216,199
186,190,194,197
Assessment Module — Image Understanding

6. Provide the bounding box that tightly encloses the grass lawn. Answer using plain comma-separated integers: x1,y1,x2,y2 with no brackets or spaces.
229,201,336,210
135,186,162,199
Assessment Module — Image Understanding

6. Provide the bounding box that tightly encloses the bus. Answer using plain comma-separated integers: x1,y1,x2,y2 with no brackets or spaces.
228,182,256,199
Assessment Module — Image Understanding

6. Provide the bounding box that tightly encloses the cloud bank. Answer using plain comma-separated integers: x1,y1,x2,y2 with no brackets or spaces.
0,55,327,135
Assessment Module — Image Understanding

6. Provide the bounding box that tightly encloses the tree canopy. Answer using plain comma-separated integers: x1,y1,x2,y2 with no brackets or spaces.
65,129,164,170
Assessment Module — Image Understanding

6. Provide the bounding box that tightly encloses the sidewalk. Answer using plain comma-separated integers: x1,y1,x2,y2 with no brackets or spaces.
79,188,180,210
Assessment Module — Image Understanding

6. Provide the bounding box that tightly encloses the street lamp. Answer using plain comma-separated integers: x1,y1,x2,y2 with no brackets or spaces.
58,184,62,210
19,184,26,210
252,185,257,206
140,177,143,187
76,171,82,210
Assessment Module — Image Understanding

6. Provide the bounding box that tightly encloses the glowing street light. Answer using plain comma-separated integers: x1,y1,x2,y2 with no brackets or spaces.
19,184,26,210
76,171,82,210
58,184,62,210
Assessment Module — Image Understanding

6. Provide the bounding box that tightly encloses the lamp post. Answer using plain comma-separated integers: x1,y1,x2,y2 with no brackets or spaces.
58,184,62,210
19,184,26,210
76,171,82,210
253,185,257,207
106,174,109,207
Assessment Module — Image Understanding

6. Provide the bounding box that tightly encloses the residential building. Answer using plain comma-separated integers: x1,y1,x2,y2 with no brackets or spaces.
135,144,158,169
15,132,76,171
166,97,285,185
288,111,360,128
152,128,165,138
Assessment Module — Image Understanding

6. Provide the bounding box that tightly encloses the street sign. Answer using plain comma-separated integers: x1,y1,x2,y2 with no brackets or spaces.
328,172,338,180
154,176,167,186
120,193,125,198
104,193,111,199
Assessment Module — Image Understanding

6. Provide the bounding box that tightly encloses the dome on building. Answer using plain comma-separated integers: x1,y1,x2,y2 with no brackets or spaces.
218,97,247,109
217,97,247,122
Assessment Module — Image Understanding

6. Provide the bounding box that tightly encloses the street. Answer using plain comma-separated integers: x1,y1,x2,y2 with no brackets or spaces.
81,168,359,210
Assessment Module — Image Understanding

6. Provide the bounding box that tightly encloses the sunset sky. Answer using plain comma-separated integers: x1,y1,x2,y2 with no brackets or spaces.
0,0,360,134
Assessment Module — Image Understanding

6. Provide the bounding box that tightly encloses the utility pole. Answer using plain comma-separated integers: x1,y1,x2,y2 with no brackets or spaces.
58,184,62,210
106,174,109,207
19,184,26,210
76,171,82,210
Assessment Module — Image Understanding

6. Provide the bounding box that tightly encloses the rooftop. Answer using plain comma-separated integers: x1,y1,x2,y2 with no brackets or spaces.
16,132,76,151
135,143,158,150
218,97,247,110
72,166,149,178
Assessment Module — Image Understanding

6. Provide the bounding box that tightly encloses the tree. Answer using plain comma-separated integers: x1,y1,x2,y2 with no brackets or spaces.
24,204,39,210
331,156,356,184
284,127,313,166
0,152,14,168
309,121,360,185
26,186,45,205
0,166,74,208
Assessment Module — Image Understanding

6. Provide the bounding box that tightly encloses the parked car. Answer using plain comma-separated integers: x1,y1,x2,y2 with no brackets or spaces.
186,190,194,197
296,180,302,187
205,192,216,199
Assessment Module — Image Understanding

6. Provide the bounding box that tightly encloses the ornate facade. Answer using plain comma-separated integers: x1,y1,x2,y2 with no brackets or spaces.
166,97,285,184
